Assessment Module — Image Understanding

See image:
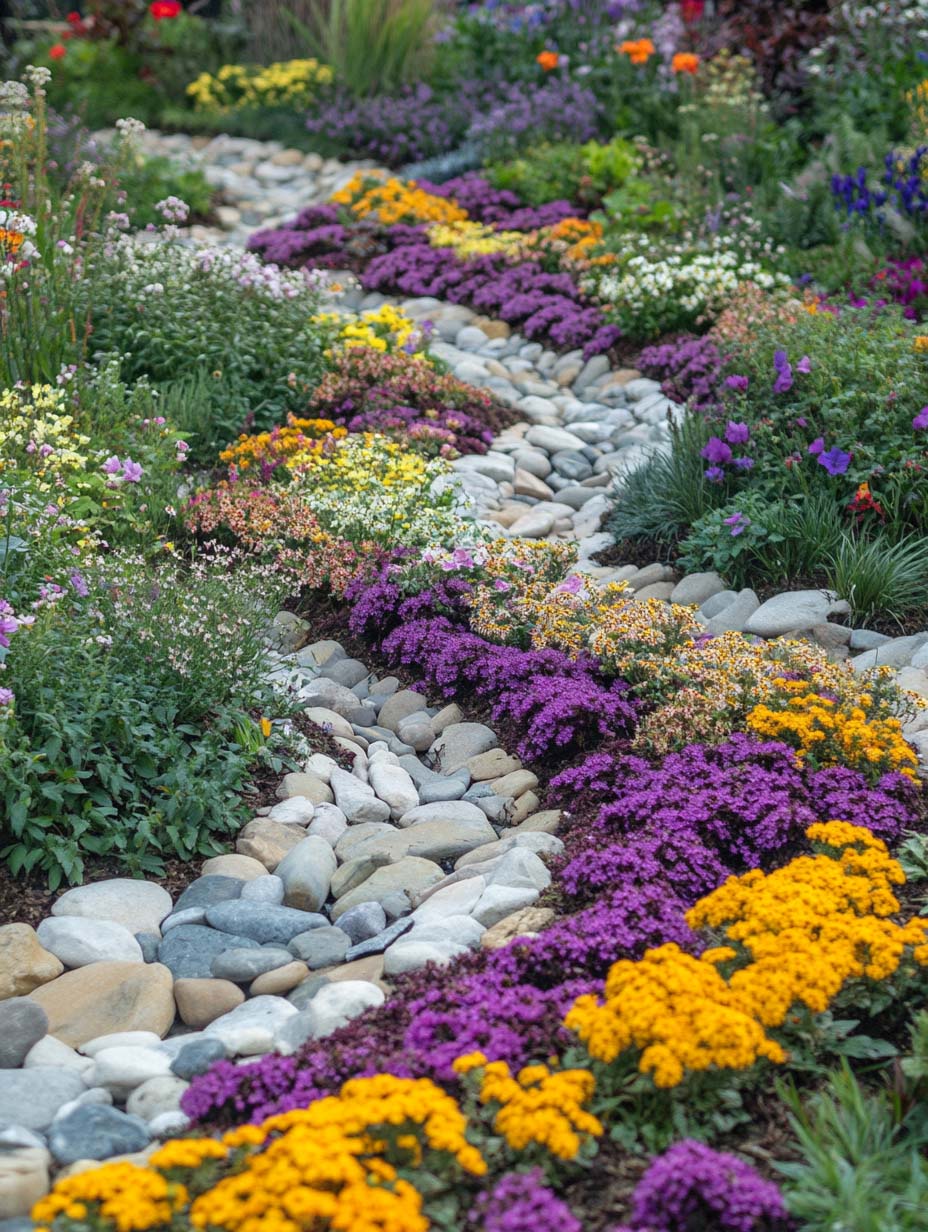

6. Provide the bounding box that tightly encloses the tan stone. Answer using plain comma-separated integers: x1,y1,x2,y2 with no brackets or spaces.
28,962,175,1048
174,978,245,1028
0,1146,50,1217
250,962,309,996
513,469,555,500
487,506,526,528
508,791,541,825
276,770,334,804
464,749,521,781
200,854,268,881
0,924,64,1001
511,809,561,835
472,315,510,340
236,818,304,871
481,907,556,951
490,770,539,799
271,148,304,166
612,367,641,384
330,859,443,920
431,704,463,736
314,954,386,984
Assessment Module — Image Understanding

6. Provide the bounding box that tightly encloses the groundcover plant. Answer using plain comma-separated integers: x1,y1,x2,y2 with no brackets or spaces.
3,2,928,1229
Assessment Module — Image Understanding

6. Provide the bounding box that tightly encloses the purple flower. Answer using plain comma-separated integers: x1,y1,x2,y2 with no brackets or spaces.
0,687,13,706
623,1139,791,1231
796,354,812,373
724,512,751,536
807,437,825,456
772,349,793,393
818,446,852,476
704,466,725,483
795,416,808,427
701,437,733,466
724,374,749,391
102,455,122,475
121,458,143,483
467,1169,581,1232
914,405,928,430
724,422,750,445
68,571,89,598
734,456,754,470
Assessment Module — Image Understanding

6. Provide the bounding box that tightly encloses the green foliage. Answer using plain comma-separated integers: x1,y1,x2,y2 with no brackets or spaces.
826,533,928,628
284,0,440,98
116,153,214,229
607,417,722,546
487,139,639,208
0,553,287,887
778,1058,928,1232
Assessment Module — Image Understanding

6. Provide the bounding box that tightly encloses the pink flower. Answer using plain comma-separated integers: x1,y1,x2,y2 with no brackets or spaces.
121,458,143,483
102,455,122,474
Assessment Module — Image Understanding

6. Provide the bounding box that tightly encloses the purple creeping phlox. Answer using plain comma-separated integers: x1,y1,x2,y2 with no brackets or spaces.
772,348,793,393
914,405,928,430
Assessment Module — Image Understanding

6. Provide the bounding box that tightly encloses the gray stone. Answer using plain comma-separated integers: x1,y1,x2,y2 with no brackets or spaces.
170,1037,228,1080
744,589,844,638
524,425,586,453
487,847,551,893
0,1070,86,1132
0,999,46,1070
49,1104,151,1164
344,916,412,960
377,690,429,733
330,858,444,920
287,926,350,969
429,723,498,773
0,1124,46,1150
267,611,310,652
472,884,541,928
172,876,244,914
337,902,387,946
240,875,286,905
329,767,391,825
419,778,467,804
345,814,497,864
397,800,490,830
210,947,295,982
324,658,370,688
205,902,328,946
368,762,419,819
670,572,725,607
551,450,593,481
395,715,435,753
88,1045,172,1095
36,918,143,968
851,632,928,671
307,804,349,846
126,1075,188,1123
383,939,469,976
50,880,172,938
157,925,261,980
135,933,160,963
849,628,892,651
699,589,738,619
274,837,337,912
203,996,298,1055
160,908,207,934
705,589,761,635
300,677,365,718
276,982,385,1053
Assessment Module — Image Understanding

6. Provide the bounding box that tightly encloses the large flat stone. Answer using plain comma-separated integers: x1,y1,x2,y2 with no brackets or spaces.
27,963,175,1048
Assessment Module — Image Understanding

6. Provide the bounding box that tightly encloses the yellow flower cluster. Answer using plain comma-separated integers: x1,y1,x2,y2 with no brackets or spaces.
0,384,90,487
746,686,919,780
313,304,423,356
566,823,928,1089
427,220,527,260
36,1075,488,1232
291,431,437,490
566,943,786,1087
331,173,467,226
452,1052,602,1160
187,58,333,112
218,416,345,473
33,1163,188,1232
587,593,703,680
530,217,613,267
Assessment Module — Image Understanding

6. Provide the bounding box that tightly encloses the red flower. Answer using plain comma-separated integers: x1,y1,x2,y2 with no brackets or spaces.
66,10,82,22
49,42,67,59
149,0,182,18
681,0,704,21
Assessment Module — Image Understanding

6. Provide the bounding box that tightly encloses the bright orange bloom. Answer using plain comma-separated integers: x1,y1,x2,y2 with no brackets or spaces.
536,50,559,71
671,52,700,74
618,38,655,65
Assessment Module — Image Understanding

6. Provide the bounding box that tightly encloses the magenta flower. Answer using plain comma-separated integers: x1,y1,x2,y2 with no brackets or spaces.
818,446,852,476
701,437,733,466
796,354,812,373
773,349,793,393
69,571,89,598
556,574,585,594
808,437,825,456
102,455,122,474
724,421,750,445
724,374,749,391
0,687,13,706
914,406,928,430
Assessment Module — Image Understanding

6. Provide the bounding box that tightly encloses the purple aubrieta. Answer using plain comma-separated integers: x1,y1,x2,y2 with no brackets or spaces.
724,421,750,444
914,406,928,430
701,437,733,466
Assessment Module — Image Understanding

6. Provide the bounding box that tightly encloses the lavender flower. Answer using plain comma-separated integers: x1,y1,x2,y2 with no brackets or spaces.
468,1169,582,1232
818,446,851,476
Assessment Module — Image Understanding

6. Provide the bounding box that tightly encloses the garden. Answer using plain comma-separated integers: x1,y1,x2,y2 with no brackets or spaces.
2,0,928,1229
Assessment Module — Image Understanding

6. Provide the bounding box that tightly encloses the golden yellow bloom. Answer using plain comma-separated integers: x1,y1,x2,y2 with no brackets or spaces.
331,172,467,227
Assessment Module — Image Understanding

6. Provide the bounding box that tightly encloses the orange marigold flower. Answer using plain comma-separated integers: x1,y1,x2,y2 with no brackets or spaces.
671,52,700,74
537,50,560,71
619,38,655,65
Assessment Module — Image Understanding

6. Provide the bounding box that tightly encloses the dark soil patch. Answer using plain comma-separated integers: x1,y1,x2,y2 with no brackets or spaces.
592,536,678,571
